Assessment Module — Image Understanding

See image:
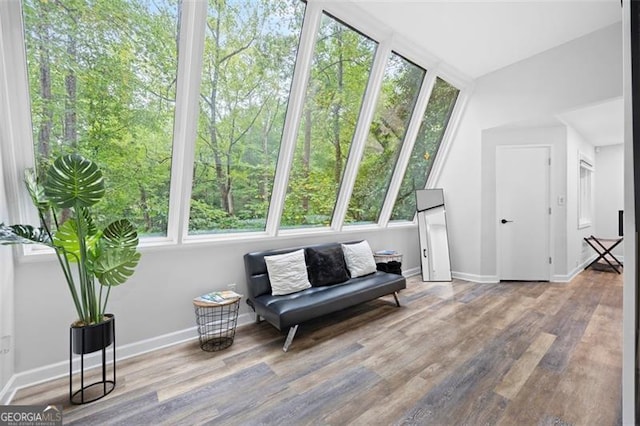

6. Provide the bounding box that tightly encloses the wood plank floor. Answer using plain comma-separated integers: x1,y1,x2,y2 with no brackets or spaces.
12,270,622,425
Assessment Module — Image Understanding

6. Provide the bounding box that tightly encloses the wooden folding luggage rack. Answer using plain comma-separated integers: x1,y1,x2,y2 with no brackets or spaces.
583,235,624,274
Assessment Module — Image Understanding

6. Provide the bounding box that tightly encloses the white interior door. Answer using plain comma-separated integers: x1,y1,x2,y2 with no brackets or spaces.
496,146,551,281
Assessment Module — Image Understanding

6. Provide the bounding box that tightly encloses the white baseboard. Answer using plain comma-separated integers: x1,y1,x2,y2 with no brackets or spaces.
551,270,581,283
1,312,253,404
402,267,421,277
451,271,499,283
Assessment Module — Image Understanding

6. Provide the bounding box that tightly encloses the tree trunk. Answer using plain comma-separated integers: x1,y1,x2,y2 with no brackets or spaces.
36,4,53,162
332,32,344,185
208,2,229,213
302,102,312,213
259,113,272,203
139,186,152,232
64,33,77,148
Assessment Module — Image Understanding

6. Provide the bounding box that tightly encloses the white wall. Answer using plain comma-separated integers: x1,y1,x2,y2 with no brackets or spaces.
0,1,15,400
13,226,420,374
565,126,597,272
438,22,622,280
594,144,624,259
0,147,14,399
622,1,635,421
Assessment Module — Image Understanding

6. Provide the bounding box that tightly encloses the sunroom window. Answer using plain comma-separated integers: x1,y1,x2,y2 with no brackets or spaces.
391,77,459,221
345,52,425,225
22,0,180,236
280,13,377,229
189,0,306,234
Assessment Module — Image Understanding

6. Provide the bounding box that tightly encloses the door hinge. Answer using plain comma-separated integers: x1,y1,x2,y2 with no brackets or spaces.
549,257,552,264
548,158,551,166
549,207,552,214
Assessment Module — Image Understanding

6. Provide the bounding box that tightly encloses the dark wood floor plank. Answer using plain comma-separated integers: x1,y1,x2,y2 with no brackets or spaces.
10,270,622,425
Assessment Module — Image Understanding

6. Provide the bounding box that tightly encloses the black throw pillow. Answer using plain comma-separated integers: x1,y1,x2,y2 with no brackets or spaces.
305,245,350,287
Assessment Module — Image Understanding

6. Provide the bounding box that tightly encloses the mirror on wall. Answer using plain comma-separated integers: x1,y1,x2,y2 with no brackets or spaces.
416,189,452,282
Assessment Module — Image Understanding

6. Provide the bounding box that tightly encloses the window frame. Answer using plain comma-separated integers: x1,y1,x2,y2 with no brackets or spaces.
578,154,594,229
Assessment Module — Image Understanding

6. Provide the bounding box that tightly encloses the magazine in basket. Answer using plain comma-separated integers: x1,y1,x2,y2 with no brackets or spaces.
195,290,241,304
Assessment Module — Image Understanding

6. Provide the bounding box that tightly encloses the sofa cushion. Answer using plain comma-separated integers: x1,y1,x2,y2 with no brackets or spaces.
264,249,311,296
305,245,350,287
342,240,377,278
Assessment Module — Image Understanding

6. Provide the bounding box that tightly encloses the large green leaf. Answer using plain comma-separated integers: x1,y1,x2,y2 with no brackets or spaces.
0,223,51,246
100,219,138,250
94,249,141,287
78,207,98,237
24,168,49,212
53,219,101,263
44,154,105,209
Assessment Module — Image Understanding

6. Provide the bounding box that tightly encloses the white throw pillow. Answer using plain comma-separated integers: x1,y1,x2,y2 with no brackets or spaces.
265,249,312,296
342,241,377,278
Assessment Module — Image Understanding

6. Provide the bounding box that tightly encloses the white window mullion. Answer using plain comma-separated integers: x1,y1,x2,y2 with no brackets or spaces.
265,2,322,236
377,70,437,227
331,41,392,231
168,0,207,244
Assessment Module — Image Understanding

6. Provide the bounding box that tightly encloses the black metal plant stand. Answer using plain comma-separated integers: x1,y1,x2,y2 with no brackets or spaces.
69,316,116,405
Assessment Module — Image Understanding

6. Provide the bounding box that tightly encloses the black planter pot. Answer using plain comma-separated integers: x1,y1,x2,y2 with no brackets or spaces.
71,314,114,355
69,313,116,404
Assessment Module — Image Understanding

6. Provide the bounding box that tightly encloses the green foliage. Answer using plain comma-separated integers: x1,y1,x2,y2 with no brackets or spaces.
281,14,376,227
23,0,178,236
53,218,100,263
0,154,141,325
0,224,52,246
390,78,460,221
45,154,105,208
22,0,459,236
94,249,141,287
345,54,426,224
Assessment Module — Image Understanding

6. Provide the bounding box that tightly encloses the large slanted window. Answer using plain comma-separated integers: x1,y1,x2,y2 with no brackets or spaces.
345,53,425,225
22,0,180,236
189,0,306,234
391,77,459,221
280,13,376,229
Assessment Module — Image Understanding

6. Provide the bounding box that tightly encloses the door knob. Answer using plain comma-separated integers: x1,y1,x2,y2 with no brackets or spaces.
501,219,513,224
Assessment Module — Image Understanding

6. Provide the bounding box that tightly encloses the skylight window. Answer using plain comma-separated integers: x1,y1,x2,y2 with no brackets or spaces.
280,12,377,229
391,77,459,221
345,52,425,225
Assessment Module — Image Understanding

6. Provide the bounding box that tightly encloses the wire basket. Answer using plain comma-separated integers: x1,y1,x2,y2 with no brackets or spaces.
193,298,240,352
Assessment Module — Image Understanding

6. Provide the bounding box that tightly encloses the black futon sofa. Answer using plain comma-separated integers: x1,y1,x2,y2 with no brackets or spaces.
244,241,406,351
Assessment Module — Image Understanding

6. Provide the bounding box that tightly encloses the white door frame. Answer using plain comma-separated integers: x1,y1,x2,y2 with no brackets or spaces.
495,144,553,281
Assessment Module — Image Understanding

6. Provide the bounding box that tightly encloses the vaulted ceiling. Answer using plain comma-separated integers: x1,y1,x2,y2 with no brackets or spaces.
351,0,622,79
350,0,623,146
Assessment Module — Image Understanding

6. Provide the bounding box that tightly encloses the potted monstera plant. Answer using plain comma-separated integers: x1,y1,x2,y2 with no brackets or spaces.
0,154,141,355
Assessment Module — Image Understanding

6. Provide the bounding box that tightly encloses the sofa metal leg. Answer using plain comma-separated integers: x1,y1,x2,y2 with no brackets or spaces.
393,292,401,307
283,325,298,352
255,314,262,323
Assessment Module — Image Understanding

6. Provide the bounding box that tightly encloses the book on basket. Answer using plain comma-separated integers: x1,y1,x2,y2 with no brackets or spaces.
195,290,241,304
